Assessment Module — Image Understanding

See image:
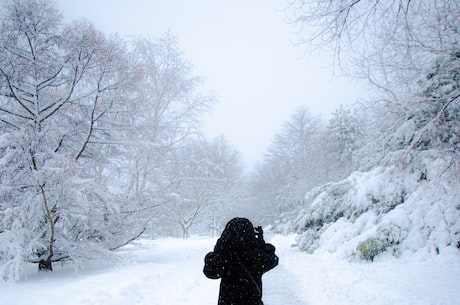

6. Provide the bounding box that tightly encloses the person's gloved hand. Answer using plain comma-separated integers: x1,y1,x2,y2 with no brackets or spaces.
254,226,265,246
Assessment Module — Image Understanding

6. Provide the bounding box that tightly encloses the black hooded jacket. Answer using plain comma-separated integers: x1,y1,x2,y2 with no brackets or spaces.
203,218,279,305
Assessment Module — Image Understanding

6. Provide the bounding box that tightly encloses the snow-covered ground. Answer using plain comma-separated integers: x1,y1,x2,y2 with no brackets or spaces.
1,234,459,305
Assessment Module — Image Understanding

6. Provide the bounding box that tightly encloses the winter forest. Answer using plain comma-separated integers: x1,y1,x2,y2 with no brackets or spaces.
1,0,459,288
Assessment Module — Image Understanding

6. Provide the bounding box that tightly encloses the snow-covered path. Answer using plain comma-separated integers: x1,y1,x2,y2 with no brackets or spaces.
1,235,459,305
264,263,309,305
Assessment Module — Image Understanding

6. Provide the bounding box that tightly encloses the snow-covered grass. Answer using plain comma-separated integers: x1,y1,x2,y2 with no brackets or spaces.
1,234,459,305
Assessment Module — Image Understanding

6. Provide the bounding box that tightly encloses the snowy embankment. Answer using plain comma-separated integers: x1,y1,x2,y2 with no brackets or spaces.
1,235,459,305
283,151,460,262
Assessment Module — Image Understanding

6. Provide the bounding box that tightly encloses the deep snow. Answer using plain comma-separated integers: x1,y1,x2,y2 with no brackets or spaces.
1,234,459,305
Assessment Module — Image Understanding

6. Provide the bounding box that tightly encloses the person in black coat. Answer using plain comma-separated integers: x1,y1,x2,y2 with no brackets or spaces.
203,217,279,305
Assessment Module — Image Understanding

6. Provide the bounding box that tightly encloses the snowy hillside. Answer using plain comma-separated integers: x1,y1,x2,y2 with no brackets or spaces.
263,0,460,265
274,149,460,262
1,235,459,305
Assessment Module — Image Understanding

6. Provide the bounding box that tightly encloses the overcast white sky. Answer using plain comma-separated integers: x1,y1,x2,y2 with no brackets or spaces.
56,0,364,168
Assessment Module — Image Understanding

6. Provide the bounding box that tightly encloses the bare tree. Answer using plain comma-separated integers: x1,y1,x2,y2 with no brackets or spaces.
288,0,459,58
287,0,459,105
109,34,216,238
287,0,460,165
161,136,245,238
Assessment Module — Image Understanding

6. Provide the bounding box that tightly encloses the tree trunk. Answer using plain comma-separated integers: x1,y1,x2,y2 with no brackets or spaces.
39,258,53,271
30,149,56,272
39,184,55,272
180,222,190,239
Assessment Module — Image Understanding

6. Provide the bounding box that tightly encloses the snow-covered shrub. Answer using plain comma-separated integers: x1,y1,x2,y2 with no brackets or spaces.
0,231,23,281
289,149,459,260
356,237,389,261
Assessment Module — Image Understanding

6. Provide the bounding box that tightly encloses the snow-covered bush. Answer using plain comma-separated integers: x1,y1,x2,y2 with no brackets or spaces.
356,237,389,261
290,148,459,261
